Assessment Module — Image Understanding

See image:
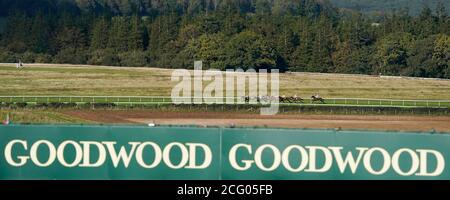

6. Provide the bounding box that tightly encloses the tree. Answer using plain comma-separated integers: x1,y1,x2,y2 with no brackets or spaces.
416,6,436,37
90,17,110,50
128,16,144,51
332,41,370,74
181,33,226,69
406,36,437,77
29,13,52,53
108,16,130,52
433,34,450,78
2,12,30,53
224,31,278,70
373,32,414,75
56,27,87,50
436,1,450,34
255,0,272,15
308,14,337,72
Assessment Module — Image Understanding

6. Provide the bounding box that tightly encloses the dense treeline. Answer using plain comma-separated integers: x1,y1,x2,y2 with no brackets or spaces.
330,0,450,15
0,0,449,78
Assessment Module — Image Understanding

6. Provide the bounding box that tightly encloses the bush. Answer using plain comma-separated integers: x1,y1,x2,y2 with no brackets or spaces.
87,49,120,66
118,51,148,67
48,102,65,108
15,52,52,64
35,103,49,108
21,51,37,63
34,53,52,63
0,49,16,63
53,48,88,64
15,102,27,108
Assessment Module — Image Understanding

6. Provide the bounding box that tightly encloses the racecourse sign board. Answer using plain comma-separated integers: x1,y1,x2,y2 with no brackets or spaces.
0,125,449,180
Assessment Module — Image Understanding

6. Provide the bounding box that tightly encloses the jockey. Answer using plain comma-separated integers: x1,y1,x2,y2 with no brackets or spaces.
16,59,23,69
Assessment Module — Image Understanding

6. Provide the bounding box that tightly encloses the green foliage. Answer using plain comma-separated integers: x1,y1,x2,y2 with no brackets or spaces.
118,51,148,67
0,0,449,78
87,49,120,66
108,17,130,52
433,34,450,78
90,17,110,50
0,48,16,62
224,31,278,70
181,33,226,69
406,36,438,77
53,48,88,64
373,32,414,75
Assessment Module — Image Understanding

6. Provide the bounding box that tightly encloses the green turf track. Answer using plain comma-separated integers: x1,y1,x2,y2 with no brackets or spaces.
1,96,450,108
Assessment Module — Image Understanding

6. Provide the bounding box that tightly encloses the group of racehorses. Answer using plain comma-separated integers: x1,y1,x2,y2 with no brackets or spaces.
242,95,325,104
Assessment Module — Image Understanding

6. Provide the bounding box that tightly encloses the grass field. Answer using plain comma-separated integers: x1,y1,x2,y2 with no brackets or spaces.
0,109,92,124
1,63,450,100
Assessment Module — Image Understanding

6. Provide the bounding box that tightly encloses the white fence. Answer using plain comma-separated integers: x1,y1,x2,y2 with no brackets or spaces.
1,96,450,108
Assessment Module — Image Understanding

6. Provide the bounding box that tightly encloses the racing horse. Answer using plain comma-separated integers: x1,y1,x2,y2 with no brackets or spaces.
311,95,325,104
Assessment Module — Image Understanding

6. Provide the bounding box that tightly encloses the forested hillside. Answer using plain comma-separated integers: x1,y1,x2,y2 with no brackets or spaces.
330,0,450,15
0,0,449,78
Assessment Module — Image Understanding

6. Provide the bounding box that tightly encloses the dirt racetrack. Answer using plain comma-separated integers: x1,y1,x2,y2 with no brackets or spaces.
62,110,450,132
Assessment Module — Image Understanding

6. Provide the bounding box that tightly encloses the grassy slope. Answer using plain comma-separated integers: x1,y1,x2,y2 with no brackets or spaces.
0,109,93,124
0,64,450,100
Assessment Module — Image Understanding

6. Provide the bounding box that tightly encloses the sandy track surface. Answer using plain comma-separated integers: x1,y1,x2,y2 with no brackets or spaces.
61,110,450,132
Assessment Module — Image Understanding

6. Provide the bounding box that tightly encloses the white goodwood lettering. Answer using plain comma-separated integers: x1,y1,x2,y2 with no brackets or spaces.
79,141,106,167
4,140,28,167
329,147,367,174
228,144,445,177
102,142,140,168
254,144,281,172
135,142,162,169
416,149,445,176
229,144,253,171
163,142,189,169
4,140,212,170
392,148,419,176
57,140,83,167
363,147,391,175
304,146,333,173
4,140,446,177
281,145,308,172
30,140,56,167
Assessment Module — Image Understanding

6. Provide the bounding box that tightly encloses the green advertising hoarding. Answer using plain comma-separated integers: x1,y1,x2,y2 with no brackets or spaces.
0,124,449,180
